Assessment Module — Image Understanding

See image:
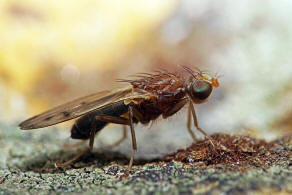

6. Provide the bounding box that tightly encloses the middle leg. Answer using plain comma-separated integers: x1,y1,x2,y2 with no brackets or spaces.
107,125,127,149
128,105,137,169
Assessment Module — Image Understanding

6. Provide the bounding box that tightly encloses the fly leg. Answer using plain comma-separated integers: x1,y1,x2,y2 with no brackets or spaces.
162,98,188,118
187,103,198,142
128,105,137,169
189,101,215,147
163,98,198,142
55,118,98,168
63,139,87,149
55,115,130,168
98,106,138,169
107,125,127,149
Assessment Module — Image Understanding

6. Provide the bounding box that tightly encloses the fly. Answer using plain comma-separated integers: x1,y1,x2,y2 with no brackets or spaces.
19,66,220,169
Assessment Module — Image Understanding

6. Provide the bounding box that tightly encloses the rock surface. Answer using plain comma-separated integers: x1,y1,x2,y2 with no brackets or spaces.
0,124,291,194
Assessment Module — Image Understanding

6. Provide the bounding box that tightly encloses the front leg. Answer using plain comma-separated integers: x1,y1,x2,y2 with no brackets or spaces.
188,101,215,147
187,102,198,142
162,98,188,118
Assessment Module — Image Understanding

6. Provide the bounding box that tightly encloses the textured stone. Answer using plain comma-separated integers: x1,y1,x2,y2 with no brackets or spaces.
0,124,291,194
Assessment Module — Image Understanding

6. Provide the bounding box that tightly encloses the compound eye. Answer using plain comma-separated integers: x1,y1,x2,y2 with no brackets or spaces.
191,81,212,101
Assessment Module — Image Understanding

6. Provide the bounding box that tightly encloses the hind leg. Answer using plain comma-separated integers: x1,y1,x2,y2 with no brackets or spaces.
63,139,87,149
55,123,96,168
55,115,130,168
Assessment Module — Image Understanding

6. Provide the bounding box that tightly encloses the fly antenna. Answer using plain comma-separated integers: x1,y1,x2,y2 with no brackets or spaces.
181,65,201,78
214,71,224,79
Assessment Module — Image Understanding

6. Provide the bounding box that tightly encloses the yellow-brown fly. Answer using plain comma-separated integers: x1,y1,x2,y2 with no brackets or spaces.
19,66,220,168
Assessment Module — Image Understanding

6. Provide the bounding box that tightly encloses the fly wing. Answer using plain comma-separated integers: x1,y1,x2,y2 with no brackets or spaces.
19,86,151,130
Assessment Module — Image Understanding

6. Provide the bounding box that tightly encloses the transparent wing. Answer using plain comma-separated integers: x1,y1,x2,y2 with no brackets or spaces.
19,86,151,129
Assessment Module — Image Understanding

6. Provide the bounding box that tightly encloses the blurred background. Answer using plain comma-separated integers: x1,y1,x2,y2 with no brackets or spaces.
1,0,292,158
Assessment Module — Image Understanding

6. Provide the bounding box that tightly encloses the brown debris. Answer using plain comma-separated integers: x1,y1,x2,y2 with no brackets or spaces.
165,133,291,170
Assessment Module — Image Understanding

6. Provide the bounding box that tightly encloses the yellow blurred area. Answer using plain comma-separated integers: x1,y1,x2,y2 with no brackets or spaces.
1,0,291,138
0,0,177,118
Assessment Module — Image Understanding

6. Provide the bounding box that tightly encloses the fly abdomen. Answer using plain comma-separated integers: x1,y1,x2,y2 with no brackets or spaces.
71,101,129,139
